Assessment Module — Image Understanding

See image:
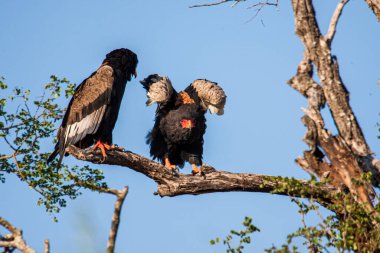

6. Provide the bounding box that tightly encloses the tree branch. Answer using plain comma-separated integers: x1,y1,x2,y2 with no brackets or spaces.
0,217,36,253
44,239,50,253
291,0,370,157
66,145,338,204
290,0,378,211
325,0,350,45
190,0,233,8
286,58,376,209
247,0,278,9
106,186,129,253
364,0,380,22
71,177,129,253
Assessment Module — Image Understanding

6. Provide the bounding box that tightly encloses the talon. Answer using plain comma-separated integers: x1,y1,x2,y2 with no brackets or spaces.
165,158,177,171
100,155,107,162
171,168,179,176
109,144,124,151
92,140,110,160
191,164,202,175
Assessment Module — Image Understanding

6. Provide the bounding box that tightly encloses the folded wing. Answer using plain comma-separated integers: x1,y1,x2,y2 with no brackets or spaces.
48,65,114,164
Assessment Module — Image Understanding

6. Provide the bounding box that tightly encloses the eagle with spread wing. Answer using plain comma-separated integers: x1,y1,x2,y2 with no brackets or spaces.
140,74,226,174
47,48,138,166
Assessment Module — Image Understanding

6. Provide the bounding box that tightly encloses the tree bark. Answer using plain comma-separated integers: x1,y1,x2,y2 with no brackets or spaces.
0,217,37,253
364,0,380,21
67,145,338,204
288,0,379,212
106,187,129,253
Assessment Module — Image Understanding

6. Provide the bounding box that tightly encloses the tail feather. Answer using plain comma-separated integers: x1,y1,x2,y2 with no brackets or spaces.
47,127,66,168
57,149,65,169
46,145,59,164
46,145,65,169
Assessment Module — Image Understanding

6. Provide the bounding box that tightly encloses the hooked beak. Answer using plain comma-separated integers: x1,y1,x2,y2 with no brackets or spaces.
133,69,137,78
146,98,154,106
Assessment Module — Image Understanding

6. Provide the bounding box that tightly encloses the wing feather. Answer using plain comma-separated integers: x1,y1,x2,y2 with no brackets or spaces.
140,74,174,106
186,79,226,115
61,65,114,148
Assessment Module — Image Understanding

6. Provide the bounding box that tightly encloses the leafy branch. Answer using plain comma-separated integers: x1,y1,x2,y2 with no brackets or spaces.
0,76,107,218
210,217,260,253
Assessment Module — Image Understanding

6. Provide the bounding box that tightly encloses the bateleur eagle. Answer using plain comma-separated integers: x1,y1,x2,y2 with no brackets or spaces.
140,74,226,174
47,48,138,166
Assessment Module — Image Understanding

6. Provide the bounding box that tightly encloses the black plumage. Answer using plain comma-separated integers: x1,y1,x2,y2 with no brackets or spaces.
140,74,226,174
47,48,138,166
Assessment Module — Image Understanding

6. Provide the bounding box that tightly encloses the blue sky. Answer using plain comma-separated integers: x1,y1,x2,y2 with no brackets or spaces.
0,0,379,252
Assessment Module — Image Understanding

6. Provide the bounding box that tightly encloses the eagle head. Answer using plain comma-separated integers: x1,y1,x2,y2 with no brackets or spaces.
104,48,138,81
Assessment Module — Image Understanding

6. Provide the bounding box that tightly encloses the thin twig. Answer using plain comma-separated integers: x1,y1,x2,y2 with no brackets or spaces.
44,239,50,253
106,186,129,253
13,156,44,196
71,176,118,195
294,198,313,250
2,136,17,151
190,0,233,8
245,1,278,23
71,176,129,253
325,0,350,45
247,0,278,9
0,122,28,131
0,152,16,160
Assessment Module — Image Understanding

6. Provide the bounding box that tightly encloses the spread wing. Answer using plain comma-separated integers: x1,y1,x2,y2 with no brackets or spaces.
185,79,226,115
47,65,114,164
140,74,175,106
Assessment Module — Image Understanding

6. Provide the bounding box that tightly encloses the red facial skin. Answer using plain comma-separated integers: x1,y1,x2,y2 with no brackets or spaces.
180,119,195,129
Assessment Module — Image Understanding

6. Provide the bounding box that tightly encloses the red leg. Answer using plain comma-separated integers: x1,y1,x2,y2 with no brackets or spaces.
191,164,202,175
92,140,110,159
164,158,176,170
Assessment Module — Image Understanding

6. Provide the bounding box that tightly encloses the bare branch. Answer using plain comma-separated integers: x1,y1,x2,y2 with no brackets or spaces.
244,0,279,22
44,239,50,253
106,186,129,253
247,0,278,9
0,153,15,160
189,0,279,21
325,0,350,45
364,0,380,22
0,218,18,234
0,217,36,253
292,0,370,157
2,135,17,151
190,0,232,8
289,0,379,212
72,177,119,196
66,145,338,204
71,177,129,253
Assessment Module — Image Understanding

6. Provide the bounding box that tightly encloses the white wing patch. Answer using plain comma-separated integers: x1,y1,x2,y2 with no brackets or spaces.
64,104,107,146
208,104,224,115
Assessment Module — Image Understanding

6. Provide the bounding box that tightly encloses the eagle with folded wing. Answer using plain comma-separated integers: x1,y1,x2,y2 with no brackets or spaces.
140,74,226,174
48,48,138,166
